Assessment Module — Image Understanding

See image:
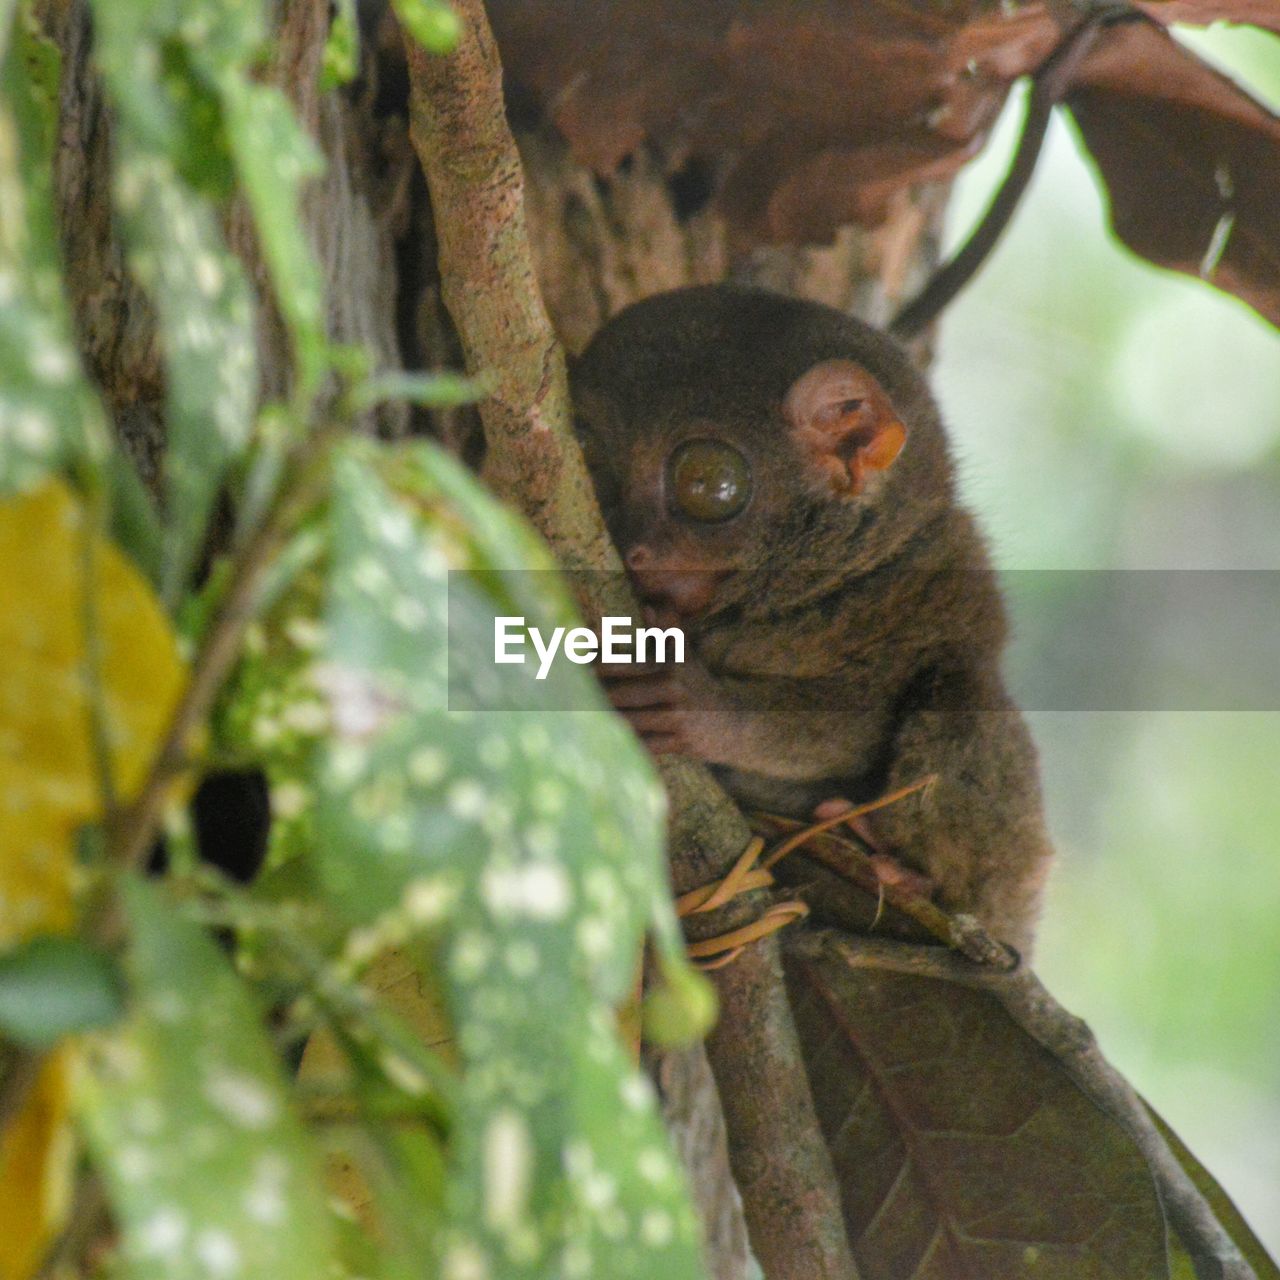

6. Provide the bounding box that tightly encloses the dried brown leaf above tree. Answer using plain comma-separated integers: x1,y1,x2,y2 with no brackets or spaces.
487,0,1280,326
1067,21,1280,326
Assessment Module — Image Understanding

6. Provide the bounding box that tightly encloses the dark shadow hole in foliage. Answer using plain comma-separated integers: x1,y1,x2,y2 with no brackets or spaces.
191,770,272,884
146,771,272,885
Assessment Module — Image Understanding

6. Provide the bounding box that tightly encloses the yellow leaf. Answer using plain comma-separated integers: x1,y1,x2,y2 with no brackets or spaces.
0,1050,74,1280
0,479,186,1278
0,479,186,945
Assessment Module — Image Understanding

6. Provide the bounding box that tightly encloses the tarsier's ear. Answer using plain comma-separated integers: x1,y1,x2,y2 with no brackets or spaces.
782,359,907,498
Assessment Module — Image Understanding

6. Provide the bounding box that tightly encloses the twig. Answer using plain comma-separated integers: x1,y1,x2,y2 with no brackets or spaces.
104,438,328,877
34,1170,108,1280
755,810,1017,968
791,927,1258,1280
890,6,1144,338
402,5,859,1275
403,4,617,582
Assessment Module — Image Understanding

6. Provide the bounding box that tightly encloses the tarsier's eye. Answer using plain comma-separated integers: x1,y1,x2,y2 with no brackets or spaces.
667,438,753,523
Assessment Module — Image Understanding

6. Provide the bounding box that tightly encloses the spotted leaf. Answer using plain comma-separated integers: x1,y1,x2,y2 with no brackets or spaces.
307,438,708,1279
218,79,326,393
76,876,339,1280
86,0,328,601
0,13,108,498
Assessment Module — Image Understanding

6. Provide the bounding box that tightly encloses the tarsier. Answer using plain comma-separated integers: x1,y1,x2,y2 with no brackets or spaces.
571,285,1052,954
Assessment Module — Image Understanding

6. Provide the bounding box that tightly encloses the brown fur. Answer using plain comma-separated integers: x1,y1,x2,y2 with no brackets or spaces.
572,285,1053,953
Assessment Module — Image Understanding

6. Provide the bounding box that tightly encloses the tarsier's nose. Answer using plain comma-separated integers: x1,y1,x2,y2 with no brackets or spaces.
623,545,725,619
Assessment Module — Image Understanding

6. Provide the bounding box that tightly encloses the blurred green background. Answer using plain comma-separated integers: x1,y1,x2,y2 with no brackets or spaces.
935,25,1280,1252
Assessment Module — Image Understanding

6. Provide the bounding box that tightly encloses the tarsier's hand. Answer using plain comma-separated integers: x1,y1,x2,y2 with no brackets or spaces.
596,653,732,760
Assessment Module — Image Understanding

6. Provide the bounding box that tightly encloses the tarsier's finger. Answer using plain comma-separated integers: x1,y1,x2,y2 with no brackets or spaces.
605,677,680,710
867,853,936,900
640,603,684,632
595,660,668,680
622,707,683,735
813,796,882,851
813,797,855,821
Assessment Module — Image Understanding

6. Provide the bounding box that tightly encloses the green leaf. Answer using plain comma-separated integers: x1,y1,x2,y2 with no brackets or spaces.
87,0,329,598
1145,1100,1280,1280
105,447,165,586
641,956,716,1048
87,0,261,598
0,1,15,63
76,876,340,1280
12,3,58,148
0,936,124,1046
0,14,108,497
5,2,60,275
156,37,236,198
218,78,326,394
321,0,359,91
353,369,488,412
308,438,706,1279
85,0,258,193
110,144,257,602
215,547,330,869
391,0,461,54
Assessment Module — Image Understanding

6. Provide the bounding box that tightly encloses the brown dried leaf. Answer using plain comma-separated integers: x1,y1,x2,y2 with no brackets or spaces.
489,2,1280,318
487,0,1057,236
783,943,1170,1279
1135,0,1280,33
1069,21,1280,327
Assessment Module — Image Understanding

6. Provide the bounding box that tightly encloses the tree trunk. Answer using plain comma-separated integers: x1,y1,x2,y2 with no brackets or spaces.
512,121,947,1280
45,4,950,1274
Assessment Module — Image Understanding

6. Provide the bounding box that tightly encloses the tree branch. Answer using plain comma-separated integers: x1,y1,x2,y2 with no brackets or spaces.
403,5,615,579
790,927,1258,1280
890,6,1144,339
403,5,859,1275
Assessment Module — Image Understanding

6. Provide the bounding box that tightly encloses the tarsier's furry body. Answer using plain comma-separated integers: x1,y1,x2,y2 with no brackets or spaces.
573,286,1052,953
